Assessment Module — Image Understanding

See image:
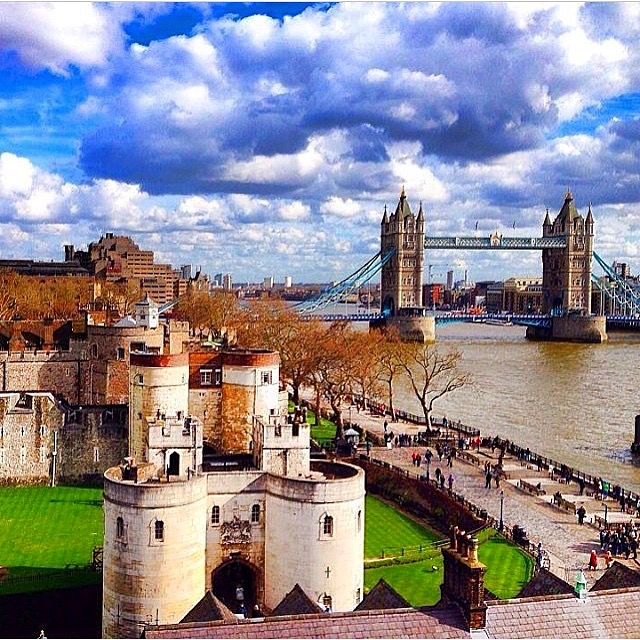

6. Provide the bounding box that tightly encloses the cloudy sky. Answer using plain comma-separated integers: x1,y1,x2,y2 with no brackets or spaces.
2,2,640,285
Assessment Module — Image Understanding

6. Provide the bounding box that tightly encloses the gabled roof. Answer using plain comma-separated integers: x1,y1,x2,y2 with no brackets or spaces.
590,561,640,591
355,578,411,611
269,584,324,617
485,588,640,638
516,568,575,598
145,605,471,639
113,315,137,327
180,591,237,624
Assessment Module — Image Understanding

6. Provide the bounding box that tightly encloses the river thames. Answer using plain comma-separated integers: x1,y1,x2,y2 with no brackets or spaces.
389,321,640,492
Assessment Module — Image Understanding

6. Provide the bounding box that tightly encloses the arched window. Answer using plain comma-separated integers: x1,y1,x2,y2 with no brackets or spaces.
323,515,334,536
116,516,124,539
251,504,260,524
211,505,220,525
155,520,164,541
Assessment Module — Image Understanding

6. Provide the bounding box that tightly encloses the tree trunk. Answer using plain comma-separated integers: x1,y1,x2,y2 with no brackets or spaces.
331,400,344,440
387,380,397,422
291,383,300,405
314,387,321,426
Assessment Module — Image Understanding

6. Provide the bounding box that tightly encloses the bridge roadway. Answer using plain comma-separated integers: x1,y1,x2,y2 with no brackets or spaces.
323,401,640,588
300,311,640,329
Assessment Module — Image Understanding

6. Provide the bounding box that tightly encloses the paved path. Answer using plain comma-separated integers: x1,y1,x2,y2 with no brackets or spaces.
313,398,640,588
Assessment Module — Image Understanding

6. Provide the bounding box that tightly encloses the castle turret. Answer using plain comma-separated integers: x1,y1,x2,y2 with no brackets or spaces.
102,468,208,638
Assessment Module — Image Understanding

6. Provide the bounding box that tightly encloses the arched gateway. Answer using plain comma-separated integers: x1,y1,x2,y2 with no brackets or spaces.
212,559,259,615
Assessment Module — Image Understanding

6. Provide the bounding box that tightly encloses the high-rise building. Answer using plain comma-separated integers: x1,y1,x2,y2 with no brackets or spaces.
222,274,233,291
87,233,182,304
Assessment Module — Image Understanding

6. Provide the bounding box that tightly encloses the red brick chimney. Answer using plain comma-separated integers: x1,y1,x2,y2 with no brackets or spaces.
440,525,487,630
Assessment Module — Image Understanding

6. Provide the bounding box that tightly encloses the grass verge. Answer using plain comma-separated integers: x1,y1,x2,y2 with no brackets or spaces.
0,485,104,594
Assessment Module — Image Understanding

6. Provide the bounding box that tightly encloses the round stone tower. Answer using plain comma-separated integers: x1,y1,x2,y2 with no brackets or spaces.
220,350,280,453
129,353,189,461
102,469,208,638
264,460,365,612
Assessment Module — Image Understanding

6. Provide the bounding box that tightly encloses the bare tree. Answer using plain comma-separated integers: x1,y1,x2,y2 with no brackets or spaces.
399,343,472,427
376,326,404,421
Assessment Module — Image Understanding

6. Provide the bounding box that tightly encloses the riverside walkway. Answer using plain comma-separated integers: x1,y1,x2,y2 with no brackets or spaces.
319,400,640,589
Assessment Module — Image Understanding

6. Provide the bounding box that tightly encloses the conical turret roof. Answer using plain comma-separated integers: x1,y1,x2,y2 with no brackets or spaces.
556,189,579,223
393,185,413,219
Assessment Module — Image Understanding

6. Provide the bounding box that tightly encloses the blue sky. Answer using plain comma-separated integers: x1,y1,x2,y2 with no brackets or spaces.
2,2,640,284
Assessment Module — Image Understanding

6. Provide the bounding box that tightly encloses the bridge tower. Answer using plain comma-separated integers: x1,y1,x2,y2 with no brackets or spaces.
380,187,425,316
541,190,594,315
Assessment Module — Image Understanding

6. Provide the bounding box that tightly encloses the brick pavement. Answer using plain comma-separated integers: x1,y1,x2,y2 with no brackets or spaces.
338,403,640,588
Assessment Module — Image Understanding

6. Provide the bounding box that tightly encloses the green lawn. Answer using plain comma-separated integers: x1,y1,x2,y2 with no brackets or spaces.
0,485,104,594
289,400,337,444
479,530,534,598
364,496,533,606
365,494,441,559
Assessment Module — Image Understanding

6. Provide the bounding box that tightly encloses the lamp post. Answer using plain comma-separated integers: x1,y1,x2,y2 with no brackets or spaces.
499,489,505,532
603,502,608,526
426,456,431,483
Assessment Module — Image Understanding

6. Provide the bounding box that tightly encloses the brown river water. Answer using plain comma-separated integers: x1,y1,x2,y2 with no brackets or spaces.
391,322,640,492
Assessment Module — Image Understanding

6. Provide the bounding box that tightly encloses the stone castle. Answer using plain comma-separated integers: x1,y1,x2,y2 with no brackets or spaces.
0,295,366,638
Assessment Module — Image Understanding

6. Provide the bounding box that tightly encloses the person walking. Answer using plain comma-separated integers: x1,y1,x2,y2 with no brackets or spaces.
577,505,586,525
447,473,454,493
588,549,598,571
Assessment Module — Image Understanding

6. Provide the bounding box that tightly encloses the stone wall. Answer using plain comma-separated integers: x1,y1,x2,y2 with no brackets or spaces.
57,406,128,484
0,392,128,485
0,352,82,404
0,393,62,485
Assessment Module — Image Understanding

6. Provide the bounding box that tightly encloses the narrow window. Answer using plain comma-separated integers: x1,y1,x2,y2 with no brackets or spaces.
20,446,26,465
323,515,334,536
155,520,164,541
214,369,222,385
40,446,46,463
211,505,220,525
117,347,125,360
116,516,124,539
0,448,4,465
357,510,362,532
40,425,46,437
94,447,100,463
261,371,272,385
92,344,98,358
251,504,260,524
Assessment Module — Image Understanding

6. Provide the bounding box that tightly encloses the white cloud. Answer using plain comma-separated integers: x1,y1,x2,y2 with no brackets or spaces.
0,2,124,74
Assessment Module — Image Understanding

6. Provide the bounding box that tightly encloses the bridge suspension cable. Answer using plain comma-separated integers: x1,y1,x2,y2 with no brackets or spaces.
592,251,640,316
294,248,395,314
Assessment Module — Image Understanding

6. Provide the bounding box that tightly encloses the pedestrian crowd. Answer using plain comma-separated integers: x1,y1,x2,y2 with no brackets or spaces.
598,522,639,560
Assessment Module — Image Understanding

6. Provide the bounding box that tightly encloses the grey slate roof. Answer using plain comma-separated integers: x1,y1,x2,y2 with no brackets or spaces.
180,591,237,624
590,561,640,591
355,578,411,611
269,583,324,617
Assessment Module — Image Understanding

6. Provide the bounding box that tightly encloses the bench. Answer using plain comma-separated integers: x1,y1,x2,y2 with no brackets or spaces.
551,495,576,513
458,450,481,466
518,479,546,496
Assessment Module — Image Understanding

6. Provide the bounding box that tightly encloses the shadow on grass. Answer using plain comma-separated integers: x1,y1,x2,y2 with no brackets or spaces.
49,498,103,508
0,565,101,596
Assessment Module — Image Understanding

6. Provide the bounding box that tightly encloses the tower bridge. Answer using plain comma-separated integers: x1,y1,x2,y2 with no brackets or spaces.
295,188,632,343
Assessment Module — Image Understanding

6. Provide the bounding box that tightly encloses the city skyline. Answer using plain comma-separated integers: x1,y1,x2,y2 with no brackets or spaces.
2,2,640,283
